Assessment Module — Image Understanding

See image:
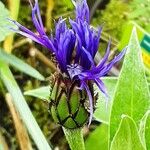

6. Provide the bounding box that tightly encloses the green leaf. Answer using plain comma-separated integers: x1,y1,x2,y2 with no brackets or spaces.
94,77,117,124
94,75,150,124
63,0,74,8
24,86,50,101
110,115,145,150
0,49,44,80
144,111,150,150
0,62,51,150
63,127,85,150
85,124,108,150
138,111,150,149
138,110,150,150
0,145,3,150
0,145,4,150
109,28,150,144
24,85,49,100
0,2,13,42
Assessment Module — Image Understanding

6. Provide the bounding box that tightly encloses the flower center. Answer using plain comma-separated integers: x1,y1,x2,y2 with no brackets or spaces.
67,64,82,79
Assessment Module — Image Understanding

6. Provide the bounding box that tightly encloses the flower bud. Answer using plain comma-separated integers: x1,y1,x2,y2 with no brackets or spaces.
49,73,96,129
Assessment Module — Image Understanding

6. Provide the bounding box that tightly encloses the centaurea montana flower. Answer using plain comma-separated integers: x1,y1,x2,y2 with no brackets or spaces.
10,0,126,128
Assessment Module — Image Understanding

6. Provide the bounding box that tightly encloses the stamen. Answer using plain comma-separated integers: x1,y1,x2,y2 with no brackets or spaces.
67,64,82,79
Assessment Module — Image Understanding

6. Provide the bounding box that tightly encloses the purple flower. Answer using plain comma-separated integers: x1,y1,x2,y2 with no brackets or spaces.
10,0,126,126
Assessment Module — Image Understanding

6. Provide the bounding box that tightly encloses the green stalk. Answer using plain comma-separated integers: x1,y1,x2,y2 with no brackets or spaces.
63,127,85,150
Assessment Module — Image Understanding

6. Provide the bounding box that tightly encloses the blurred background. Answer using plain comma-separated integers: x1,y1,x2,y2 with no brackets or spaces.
0,0,150,149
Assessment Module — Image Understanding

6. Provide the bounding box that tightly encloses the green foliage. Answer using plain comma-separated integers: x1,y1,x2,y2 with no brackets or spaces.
144,111,150,150
139,111,150,150
0,49,45,80
85,124,108,150
92,0,128,40
129,0,150,32
53,0,74,19
94,77,117,124
0,1,13,42
109,28,150,144
0,62,51,150
110,115,145,150
24,86,50,101
62,0,74,9
24,85,49,99
92,0,150,41
0,145,3,150
139,111,150,149
17,3,31,25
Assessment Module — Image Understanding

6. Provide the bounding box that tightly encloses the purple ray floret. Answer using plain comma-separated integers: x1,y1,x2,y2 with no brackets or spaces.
10,0,126,126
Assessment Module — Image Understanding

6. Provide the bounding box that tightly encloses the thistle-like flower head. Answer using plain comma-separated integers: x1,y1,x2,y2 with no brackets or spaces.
10,0,126,127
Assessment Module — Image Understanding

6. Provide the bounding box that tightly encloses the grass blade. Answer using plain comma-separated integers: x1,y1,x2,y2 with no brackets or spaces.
0,61,51,150
0,49,44,80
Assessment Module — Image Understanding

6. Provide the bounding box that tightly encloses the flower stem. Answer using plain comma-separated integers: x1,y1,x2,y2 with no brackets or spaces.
63,127,85,150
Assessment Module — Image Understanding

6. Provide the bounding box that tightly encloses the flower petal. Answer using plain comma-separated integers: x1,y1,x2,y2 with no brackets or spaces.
72,0,90,23
99,47,127,76
31,1,46,36
94,78,108,97
82,47,95,67
92,40,111,73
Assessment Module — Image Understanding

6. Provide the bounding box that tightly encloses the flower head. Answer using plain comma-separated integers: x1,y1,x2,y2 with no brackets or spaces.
10,0,126,127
